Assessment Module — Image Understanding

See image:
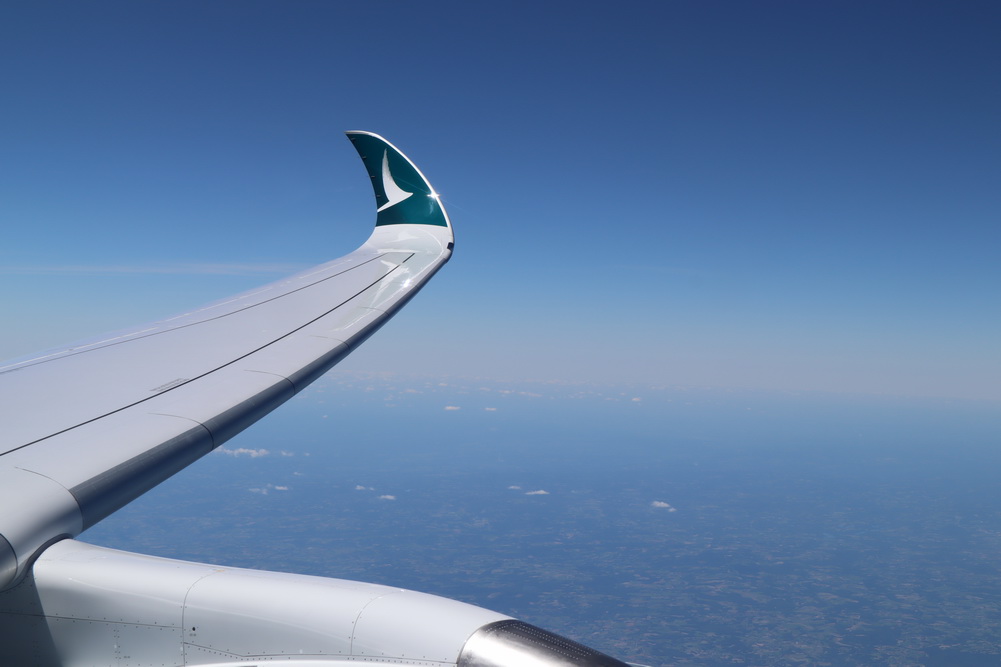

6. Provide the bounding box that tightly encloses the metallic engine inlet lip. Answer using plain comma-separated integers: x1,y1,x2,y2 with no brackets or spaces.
458,619,631,667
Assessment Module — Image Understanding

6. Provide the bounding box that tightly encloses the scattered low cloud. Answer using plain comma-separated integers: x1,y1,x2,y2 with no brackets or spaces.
507,485,522,490
651,500,677,512
280,450,295,457
485,407,497,411
249,483,292,495
444,405,461,411
378,494,396,500
355,485,374,491
220,447,269,458
525,490,550,496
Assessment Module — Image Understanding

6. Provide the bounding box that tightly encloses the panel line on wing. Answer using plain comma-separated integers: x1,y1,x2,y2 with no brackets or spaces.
0,254,419,457
0,252,394,375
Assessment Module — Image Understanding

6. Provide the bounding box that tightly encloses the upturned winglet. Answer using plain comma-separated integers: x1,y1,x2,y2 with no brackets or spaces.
346,131,452,228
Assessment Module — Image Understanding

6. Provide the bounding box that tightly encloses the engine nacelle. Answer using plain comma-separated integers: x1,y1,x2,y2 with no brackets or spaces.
0,539,630,666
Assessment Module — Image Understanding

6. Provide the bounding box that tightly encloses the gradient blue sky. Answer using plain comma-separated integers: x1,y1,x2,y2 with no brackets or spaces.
2,1,999,400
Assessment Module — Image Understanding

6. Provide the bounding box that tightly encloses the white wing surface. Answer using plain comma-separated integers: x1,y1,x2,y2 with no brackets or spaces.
0,133,637,667
0,131,454,590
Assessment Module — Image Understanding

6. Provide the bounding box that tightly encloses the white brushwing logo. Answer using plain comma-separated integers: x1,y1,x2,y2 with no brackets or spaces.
377,150,414,212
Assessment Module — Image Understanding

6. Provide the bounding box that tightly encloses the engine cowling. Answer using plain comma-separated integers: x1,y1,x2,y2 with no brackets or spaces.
0,539,632,666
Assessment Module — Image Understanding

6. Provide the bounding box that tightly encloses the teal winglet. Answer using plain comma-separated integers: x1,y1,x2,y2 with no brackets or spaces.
346,131,451,228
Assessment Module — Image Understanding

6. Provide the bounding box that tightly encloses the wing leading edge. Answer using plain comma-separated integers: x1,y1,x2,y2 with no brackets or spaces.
0,132,453,590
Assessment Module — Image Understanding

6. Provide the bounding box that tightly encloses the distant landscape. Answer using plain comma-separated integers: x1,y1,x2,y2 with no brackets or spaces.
83,373,1001,666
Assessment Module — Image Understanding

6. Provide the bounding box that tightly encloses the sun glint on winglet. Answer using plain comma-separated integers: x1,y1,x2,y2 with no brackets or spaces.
346,131,451,228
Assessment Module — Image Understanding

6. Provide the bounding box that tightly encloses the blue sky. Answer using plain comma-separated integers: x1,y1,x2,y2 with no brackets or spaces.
2,1,999,400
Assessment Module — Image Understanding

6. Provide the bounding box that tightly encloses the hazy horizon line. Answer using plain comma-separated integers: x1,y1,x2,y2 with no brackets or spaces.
0,262,307,276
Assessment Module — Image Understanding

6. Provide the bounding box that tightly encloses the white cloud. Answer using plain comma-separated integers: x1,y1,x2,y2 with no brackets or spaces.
507,485,522,490
485,407,497,411
651,501,677,511
378,494,396,500
220,447,270,458
249,483,291,494
525,490,549,496
280,450,295,457
444,405,461,411
355,485,374,491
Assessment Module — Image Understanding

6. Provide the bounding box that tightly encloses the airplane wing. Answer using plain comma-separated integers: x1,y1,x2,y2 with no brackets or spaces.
0,132,635,667
0,131,453,589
